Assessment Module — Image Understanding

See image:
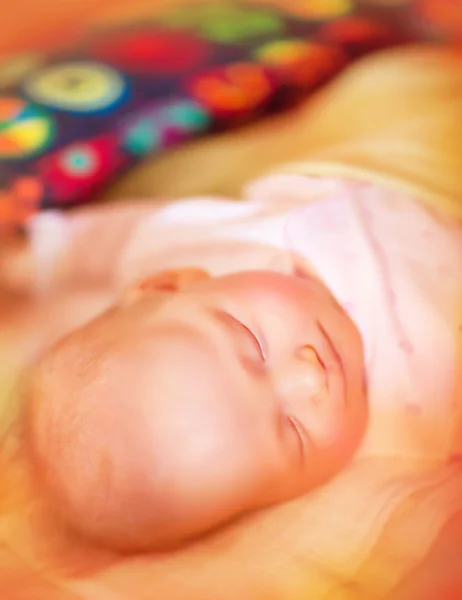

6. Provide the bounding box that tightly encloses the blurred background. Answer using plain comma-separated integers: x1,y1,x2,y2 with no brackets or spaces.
1,1,183,56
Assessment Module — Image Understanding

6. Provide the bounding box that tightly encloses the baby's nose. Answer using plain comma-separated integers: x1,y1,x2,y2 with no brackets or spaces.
274,346,327,403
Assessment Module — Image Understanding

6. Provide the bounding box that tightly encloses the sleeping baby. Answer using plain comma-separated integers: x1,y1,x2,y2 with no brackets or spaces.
21,169,461,554
1,47,459,564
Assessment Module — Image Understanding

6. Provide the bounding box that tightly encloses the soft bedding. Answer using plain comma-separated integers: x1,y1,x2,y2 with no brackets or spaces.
0,43,461,599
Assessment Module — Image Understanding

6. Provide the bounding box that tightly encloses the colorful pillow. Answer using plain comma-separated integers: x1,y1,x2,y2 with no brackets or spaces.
0,0,445,232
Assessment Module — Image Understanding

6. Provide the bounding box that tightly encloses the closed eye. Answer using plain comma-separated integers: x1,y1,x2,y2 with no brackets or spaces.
286,413,312,461
209,308,266,366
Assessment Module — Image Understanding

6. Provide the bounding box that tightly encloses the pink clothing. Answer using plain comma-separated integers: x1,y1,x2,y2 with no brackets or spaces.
29,175,462,460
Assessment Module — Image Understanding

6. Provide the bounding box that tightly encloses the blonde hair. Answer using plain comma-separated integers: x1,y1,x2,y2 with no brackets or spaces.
105,44,462,220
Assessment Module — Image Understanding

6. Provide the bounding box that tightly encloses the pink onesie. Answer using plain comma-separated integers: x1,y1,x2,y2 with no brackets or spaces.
29,174,462,461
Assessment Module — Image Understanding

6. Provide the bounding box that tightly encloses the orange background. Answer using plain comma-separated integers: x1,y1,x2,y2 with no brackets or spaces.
0,0,194,56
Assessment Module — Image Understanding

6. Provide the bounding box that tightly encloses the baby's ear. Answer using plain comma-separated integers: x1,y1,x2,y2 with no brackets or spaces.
137,268,211,292
122,267,211,303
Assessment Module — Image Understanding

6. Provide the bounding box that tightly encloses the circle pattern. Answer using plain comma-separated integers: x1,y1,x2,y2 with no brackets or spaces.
0,0,434,228
24,61,128,114
88,29,210,74
159,3,283,44
188,63,275,117
124,119,161,156
162,99,211,132
122,99,211,156
255,39,315,65
59,145,100,178
255,39,346,87
38,136,127,205
319,17,394,47
0,96,55,159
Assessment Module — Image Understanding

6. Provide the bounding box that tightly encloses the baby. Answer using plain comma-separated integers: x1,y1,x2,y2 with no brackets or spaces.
0,46,456,562
22,169,461,554
25,180,368,553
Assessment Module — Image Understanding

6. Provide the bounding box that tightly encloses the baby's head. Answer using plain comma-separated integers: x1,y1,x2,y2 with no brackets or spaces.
27,268,367,552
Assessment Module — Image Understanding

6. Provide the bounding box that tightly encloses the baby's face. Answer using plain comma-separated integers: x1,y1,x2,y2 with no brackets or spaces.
29,268,367,551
